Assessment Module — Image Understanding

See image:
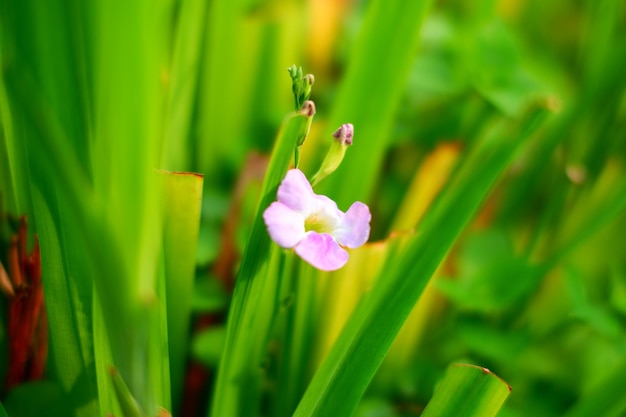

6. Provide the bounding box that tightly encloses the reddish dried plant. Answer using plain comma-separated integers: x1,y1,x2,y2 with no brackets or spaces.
0,217,47,391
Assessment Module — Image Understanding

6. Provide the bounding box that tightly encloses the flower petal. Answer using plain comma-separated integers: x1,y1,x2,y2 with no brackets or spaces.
277,169,317,214
263,202,306,248
334,201,371,248
294,232,349,271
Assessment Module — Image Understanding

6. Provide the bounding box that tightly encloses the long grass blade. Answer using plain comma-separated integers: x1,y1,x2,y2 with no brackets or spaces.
160,171,204,410
210,106,315,417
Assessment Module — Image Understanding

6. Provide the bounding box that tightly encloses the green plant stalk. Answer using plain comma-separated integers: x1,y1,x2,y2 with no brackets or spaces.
210,108,314,417
421,364,511,417
316,0,434,208
274,261,318,416
294,105,550,417
269,251,300,417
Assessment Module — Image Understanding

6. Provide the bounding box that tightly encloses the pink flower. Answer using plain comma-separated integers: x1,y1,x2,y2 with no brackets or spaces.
263,169,371,271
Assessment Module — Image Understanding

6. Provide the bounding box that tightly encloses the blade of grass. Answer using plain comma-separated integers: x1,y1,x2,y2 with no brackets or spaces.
210,106,314,417
271,259,317,417
196,0,262,175
160,171,204,411
421,364,511,417
30,188,99,417
294,102,551,417
162,0,209,171
1,1,134,362
0,0,94,227
244,4,303,153
0,81,18,214
90,2,171,409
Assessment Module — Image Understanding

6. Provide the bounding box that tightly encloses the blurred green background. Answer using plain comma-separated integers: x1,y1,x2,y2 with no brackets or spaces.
1,0,625,416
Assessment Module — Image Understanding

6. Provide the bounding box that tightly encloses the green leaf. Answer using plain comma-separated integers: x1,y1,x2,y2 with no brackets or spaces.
162,0,209,171
160,171,204,410
30,188,99,417
421,364,511,417
210,106,314,417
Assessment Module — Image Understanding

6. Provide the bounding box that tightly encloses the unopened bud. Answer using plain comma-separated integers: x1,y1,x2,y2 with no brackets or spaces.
288,65,315,110
300,100,316,118
332,123,354,146
310,123,354,187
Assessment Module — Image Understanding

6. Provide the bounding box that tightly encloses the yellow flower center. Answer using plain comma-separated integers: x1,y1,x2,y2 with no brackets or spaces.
304,213,332,234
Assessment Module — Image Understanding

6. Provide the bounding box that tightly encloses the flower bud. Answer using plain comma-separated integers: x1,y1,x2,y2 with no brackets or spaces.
288,65,315,110
310,123,354,187
332,123,354,145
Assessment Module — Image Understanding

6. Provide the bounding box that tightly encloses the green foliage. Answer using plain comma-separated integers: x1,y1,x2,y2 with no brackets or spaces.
421,364,511,417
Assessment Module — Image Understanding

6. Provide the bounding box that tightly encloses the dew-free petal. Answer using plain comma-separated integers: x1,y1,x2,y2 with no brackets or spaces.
335,201,371,248
263,202,306,248
294,232,349,271
277,169,317,214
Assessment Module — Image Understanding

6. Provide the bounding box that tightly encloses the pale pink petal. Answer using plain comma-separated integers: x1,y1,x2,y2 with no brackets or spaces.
263,202,306,248
277,169,317,214
294,232,349,271
334,201,371,248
